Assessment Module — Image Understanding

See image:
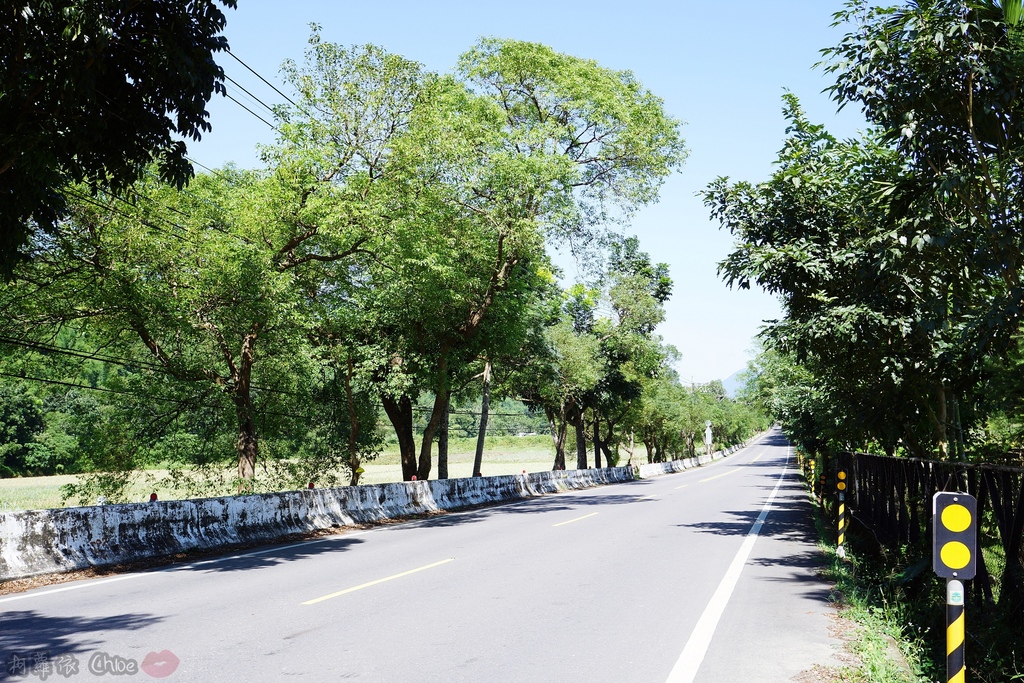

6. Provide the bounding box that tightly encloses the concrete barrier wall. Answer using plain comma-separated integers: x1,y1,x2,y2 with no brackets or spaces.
0,467,634,581
635,439,750,479
0,436,765,581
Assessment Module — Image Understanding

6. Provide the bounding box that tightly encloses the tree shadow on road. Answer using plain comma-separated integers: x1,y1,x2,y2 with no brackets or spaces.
393,485,661,531
177,535,367,574
674,481,834,604
0,610,163,680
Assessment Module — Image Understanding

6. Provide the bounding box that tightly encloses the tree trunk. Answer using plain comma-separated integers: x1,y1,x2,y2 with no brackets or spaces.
593,412,602,469
345,356,362,486
233,349,258,492
235,401,258,491
547,407,566,470
473,361,492,477
382,394,418,480
575,408,588,470
936,382,949,460
600,418,616,465
437,394,450,480
417,390,451,481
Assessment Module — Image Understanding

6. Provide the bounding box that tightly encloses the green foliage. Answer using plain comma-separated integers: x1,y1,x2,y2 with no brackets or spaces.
0,0,237,279
0,385,44,477
0,32,701,497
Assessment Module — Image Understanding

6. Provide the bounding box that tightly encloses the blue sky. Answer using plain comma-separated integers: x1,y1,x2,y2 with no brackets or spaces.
189,1,867,384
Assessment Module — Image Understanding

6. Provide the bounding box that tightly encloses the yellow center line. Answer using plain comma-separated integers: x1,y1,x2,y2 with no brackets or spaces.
640,494,659,500
675,484,689,490
553,512,599,527
749,452,765,463
700,469,739,484
301,558,455,605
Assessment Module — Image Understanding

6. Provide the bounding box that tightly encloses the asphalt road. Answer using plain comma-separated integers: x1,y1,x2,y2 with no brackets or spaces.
0,429,842,682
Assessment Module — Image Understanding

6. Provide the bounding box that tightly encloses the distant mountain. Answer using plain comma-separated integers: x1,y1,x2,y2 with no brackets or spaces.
721,369,746,398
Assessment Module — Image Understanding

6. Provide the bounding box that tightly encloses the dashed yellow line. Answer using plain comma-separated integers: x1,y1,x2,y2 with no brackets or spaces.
302,558,454,605
675,484,689,490
749,452,765,463
553,512,599,527
700,469,739,484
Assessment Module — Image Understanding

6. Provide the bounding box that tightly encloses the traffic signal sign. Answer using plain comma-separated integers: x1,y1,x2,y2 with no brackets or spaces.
837,469,847,492
932,492,977,580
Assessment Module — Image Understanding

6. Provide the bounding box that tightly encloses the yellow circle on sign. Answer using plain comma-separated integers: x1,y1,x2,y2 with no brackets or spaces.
940,541,971,570
942,504,972,533
837,482,847,491
838,471,847,480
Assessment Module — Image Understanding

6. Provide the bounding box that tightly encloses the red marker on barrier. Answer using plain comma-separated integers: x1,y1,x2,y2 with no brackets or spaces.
411,475,417,481
308,482,314,489
149,493,158,502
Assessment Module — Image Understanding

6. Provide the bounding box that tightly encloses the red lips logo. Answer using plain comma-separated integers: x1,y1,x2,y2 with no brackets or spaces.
141,650,180,678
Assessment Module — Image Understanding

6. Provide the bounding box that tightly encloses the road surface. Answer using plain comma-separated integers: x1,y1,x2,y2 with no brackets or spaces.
0,429,842,681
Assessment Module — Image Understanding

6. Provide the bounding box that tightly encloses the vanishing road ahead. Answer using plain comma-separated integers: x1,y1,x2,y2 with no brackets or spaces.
1,430,842,682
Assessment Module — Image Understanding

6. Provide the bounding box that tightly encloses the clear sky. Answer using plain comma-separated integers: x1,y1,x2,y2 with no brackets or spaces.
188,0,867,385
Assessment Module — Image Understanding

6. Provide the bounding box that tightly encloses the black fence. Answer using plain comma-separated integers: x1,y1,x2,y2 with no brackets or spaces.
824,451,1024,621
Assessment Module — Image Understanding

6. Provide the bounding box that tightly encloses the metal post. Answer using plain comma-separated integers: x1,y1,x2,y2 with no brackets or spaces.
933,492,976,683
837,491,847,559
946,579,965,683
837,469,848,559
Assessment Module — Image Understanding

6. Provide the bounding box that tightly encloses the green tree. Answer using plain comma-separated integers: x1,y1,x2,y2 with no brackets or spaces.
1,0,237,278
0,384,44,476
708,95,980,458
275,36,686,480
1,164,373,488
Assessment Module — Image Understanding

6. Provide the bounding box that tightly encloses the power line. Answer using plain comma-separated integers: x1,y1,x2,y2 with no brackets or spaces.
0,337,551,421
224,92,278,131
0,370,315,421
0,335,301,398
0,335,165,373
226,49,299,108
224,74,278,115
133,174,253,247
64,188,189,244
185,156,234,182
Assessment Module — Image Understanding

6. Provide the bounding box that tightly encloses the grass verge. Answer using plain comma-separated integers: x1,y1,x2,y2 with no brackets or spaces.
806,486,933,682
0,436,560,511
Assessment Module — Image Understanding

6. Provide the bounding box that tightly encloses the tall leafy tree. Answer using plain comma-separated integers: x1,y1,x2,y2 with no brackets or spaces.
1,0,237,278
708,94,988,458
1,162,375,487
274,36,686,480
388,38,687,479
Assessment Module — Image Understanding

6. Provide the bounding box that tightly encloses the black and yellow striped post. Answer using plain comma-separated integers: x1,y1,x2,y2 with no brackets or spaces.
946,580,966,683
933,492,977,683
836,469,848,559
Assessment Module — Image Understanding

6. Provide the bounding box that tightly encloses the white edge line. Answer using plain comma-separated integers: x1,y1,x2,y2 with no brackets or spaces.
665,459,790,683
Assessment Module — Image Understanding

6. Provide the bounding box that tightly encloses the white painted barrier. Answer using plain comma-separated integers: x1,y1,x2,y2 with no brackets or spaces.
635,442,745,479
0,467,633,580
0,435,764,581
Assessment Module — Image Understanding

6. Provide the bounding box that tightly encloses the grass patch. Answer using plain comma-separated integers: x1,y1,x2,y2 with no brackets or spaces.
0,435,561,511
808,490,933,682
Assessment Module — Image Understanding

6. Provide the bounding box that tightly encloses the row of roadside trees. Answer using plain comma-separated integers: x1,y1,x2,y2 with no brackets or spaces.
1,25,765,500
715,0,1024,465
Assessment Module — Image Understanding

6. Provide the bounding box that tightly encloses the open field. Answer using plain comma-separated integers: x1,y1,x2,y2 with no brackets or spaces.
0,436,568,512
